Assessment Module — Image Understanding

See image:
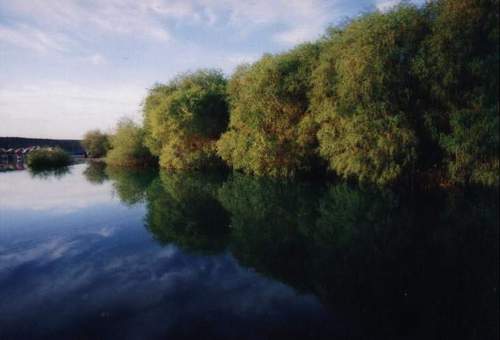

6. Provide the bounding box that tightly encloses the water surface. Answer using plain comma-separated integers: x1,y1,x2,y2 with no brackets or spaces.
0,163,498,339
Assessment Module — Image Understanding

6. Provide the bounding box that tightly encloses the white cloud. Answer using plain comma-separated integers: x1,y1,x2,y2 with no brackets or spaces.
1,0,336,49
148,0,197,18
0,0,174,44
87,53,106,65
274,26,318,45
0,80,145,139
0,0,425,139
209,0,333,45
222,53,261,69
376,0,401,11
0,24,68,53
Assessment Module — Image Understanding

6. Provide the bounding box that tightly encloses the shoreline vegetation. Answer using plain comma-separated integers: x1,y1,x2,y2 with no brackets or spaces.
26,147,72,170
82,0,499,188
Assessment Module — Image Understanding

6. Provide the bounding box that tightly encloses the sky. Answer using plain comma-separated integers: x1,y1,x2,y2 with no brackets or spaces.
0,0,424,139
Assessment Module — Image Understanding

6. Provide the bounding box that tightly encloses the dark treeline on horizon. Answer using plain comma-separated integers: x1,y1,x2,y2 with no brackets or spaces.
0,137,84,154
85,0,499,187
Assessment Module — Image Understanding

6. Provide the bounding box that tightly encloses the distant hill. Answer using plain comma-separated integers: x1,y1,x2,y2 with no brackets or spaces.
0,137,84,154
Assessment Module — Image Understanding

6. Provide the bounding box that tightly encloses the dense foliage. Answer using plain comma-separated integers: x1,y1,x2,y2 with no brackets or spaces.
143,69,229,170
312,6,427,185
416,0,499,185
217,43,321,177
85,0,498,187
26,147,72,169
106,119,154,167
81,129,110,158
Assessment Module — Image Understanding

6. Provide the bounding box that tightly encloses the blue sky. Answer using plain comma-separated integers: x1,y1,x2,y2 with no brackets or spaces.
0,0,423,139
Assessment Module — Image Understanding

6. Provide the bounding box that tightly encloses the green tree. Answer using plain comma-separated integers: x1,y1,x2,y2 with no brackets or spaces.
106,118,153,167
143,69,229,170
416,0,499,185
217,43,321,177
81,129,110,158
312,5,428,185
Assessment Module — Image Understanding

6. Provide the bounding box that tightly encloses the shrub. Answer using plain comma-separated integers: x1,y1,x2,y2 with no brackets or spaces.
217,43,321,177
81,129,110,158
312,5,427,185
143,69,229,170
415,0,499,185
102,0,498,188
27,147,72,169
106,118,154,167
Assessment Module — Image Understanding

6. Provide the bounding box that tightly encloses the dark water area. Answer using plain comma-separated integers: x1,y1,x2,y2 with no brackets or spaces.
0,163,498,339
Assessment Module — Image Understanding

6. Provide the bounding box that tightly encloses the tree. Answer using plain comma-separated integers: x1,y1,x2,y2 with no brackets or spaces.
81,129,110,158
143,69,229,170
312,5,428,185
416,0,499,185
217,43,321,177
106,118,153,167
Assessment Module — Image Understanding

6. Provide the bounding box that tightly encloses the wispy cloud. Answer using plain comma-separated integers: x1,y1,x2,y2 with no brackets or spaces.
1,0,173,42
0,0,356,51
274,26,320,45
205,0,335,45
0,81,145,138
0,23,68,53
376,0,402,11
221,53,261,70
0,0,424,139
86,53,107,66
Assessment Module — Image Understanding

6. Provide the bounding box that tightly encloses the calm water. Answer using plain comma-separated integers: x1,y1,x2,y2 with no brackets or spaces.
0,163,498,339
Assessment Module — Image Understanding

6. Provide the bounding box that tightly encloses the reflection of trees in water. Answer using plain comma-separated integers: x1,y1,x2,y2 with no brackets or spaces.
313,184,398,248
218,174,321,292
84,161,157,205
145,171,230,254
29,166,70,179
105,166,157,205
82,164,498,338
83,161,108,184
218,175,498,339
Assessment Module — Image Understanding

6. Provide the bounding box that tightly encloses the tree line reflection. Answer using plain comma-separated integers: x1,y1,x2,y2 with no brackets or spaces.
83,161,499,339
